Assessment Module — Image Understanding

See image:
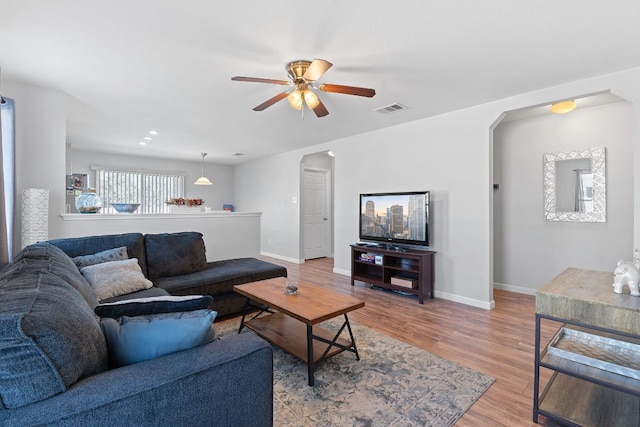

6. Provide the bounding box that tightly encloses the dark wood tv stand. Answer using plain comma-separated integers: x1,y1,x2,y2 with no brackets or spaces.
350,244,435,304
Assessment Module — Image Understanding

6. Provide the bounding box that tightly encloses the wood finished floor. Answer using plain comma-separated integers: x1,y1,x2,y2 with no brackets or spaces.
257,256,560,427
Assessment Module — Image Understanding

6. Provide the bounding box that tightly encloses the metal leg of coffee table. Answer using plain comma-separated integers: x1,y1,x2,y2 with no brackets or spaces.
306,314,361,386
238,298,274,334
307,324,314,386
238,298,250,334
344,314,360,361
314,314,360,362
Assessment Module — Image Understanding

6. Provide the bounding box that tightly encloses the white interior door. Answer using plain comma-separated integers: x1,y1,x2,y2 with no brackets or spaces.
303,169,331,260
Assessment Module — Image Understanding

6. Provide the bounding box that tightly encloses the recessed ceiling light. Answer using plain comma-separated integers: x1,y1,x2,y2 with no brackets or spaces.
149,130,159,135
144,136,152,140
139,141,147,145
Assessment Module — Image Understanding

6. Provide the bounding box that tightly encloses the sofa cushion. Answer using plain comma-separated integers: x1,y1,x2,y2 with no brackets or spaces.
154,257,287,296
100,309,217,366
0,246,108,409
144,232,208,279
81,258,153,301
95,295,213,318
73,246,129,269
47,233,148,277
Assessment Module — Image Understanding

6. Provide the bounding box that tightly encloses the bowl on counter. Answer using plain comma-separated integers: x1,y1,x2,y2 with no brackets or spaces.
111,203,141,213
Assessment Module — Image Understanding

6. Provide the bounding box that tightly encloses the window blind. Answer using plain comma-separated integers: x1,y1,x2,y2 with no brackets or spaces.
97,169,185,214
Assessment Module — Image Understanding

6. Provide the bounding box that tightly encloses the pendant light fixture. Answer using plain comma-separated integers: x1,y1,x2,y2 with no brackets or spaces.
194,153,213,185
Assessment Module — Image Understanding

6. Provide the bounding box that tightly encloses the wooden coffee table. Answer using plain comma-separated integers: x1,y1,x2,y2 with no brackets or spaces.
234,278,365,386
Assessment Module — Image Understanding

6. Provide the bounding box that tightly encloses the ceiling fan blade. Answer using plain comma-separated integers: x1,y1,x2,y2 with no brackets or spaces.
311,98,329,118
319,83,376,98
231,76,290,85
303,59,333,81
253,92,289,111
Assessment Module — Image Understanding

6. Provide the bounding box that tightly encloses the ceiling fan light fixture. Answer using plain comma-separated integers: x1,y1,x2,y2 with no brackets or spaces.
287,89,303,110
550,100,577,114
303,89,319,109
194,152,213,186
232,58,376,118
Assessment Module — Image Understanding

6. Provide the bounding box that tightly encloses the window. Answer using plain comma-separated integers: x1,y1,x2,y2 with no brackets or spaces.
0,98,15,263
577,170,594,213
96,168,185,214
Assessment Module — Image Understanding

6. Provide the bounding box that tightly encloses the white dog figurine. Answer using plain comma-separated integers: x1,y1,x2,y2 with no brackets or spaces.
613,259,640,296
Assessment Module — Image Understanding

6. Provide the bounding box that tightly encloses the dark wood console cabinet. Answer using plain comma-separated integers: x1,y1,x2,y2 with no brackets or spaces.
350,244,435,304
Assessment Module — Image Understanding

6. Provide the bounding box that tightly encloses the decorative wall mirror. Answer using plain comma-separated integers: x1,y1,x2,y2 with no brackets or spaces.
543,146,606,222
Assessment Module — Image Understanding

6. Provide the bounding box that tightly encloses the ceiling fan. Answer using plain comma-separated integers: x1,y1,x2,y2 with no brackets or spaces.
231,59,376,118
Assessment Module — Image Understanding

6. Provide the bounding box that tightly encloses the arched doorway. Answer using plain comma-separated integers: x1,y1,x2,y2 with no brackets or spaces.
300,151,334,260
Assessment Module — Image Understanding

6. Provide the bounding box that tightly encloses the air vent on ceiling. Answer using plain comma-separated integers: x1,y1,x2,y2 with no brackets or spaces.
232,152,245,156
374,103,408,114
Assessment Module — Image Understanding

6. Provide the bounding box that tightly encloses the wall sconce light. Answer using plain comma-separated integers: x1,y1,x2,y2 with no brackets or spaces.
550,100,577,114
194,153,213,185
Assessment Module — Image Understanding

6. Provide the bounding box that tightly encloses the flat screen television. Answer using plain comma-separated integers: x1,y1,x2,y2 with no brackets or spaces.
359,191,430,248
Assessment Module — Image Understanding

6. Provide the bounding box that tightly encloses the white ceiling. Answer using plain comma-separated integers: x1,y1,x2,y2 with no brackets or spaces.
1,1,639,165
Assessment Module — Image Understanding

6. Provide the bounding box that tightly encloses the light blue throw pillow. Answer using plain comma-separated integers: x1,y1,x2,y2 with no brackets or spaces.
100,309,217,366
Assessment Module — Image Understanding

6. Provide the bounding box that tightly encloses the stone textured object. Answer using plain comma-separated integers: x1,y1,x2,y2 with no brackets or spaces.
537,268,640,335
21,188,49,248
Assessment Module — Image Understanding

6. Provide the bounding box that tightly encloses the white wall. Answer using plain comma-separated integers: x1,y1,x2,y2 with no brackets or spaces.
235,106,498,307
234,67,640,310
234,146,324,263
493,101,634,294
4,81,67,254
57,212,261,261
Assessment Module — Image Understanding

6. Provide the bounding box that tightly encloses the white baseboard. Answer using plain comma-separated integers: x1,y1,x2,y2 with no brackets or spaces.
493,282,537,296
260,252,304,264
333,267,350,276
434,290,495,310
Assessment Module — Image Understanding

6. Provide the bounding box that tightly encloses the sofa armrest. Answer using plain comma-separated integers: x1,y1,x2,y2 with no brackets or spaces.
1,333,273,427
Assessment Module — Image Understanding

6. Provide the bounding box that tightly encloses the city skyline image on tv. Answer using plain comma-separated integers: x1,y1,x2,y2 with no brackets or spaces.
360,193,427,242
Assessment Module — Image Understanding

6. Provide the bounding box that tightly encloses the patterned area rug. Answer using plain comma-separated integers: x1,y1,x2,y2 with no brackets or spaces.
215,317,494,427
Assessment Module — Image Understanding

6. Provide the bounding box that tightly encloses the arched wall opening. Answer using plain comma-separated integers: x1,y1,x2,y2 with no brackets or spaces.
491,92,634,296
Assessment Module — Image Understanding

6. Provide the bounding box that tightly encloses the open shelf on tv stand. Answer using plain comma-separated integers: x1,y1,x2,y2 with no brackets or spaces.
356,242,408,252
350,244,435,304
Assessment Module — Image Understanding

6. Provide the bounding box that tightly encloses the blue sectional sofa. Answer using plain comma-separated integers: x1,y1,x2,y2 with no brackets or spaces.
47,231,288,317
0,233,278,426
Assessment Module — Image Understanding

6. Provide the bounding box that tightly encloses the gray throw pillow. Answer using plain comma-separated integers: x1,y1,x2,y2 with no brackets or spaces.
73,246,129,269
81,258,153,301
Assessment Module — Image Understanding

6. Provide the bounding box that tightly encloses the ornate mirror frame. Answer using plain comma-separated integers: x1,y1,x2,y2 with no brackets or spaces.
543,146,606,222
